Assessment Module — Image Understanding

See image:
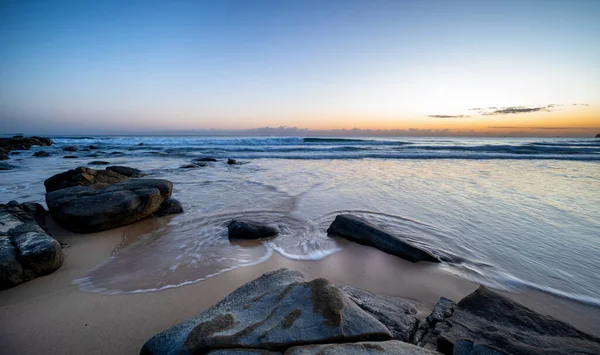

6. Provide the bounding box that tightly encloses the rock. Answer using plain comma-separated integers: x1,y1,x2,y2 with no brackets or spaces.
154,198,184,217
89,160,110,165
0,237,23,289
0,202,63,290
208,350,281,355
0,153,8,160
596,133,600,138
422,286,600,355
285,340,440,355
46,179,173,233
136,143,144,146
63,155,78,159
0,136,53,156
227,158,237,165
44,167,129,192
0,162,16,170
180,163,206,169
10,151,21,155
33,151,50,157
413,297,456,348
193,157,218,162
63,146,77,152
141,268,393,354
327,214,439,263
227,219,279,239
109,151,125,156
106,166,145,177
338,285,420,342
89,145,97,149
12,135,24,139
86,153,100,158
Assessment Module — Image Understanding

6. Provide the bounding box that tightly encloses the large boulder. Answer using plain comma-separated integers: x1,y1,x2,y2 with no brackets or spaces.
44,167,129,192
227,219,280,239
338,285,420,342
46,179,174,233
0,202,63,290
285,340,440,354
327,214,439,263
417,286,600,355
141,268,393,354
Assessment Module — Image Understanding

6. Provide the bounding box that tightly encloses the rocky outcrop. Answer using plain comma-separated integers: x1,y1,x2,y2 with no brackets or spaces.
46,179,174,233
44,167,129,192
596,133,600,138
338,285,420,342
141,269,395,354
0,136,53,157
106,166,145,177
141,269,600,355
327,214,439,263
227,219,280,239
0,201,63,290
416,286,600,355
285,341,439,354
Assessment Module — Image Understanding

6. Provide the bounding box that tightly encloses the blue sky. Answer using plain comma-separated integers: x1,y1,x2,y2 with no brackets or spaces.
1,0,599,134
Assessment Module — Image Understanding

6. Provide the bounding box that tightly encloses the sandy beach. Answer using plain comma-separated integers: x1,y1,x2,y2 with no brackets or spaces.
1,217,599,355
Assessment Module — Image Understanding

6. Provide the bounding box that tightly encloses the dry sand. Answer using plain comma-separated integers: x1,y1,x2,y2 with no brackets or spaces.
1,218,599,354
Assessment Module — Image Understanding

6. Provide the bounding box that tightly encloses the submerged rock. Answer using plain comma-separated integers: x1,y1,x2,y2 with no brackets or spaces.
89,160,110,165
180,163,206,169
33,151,50,157
193,157,218,162
0,162,17,170
106,165,145,177
227,219,279,239
89,145,98,149
141,268,393,354
0,202,63,290
63,155,78,159
44,167,129,192
419,286,600,355
46,179,174,233
62,146,77,152
227,158,237,165
327,214,439,263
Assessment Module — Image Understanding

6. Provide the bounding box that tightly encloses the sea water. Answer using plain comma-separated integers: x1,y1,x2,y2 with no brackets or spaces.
1,136,599,302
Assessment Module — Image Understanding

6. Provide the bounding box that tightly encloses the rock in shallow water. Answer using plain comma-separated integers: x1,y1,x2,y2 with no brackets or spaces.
154,198,184,217
44,167,129,192
327,214,439,263
46,179,174,233
227,219,280,239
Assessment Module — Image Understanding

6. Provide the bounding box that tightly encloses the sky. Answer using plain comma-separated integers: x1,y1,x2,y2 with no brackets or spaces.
1,0,599,136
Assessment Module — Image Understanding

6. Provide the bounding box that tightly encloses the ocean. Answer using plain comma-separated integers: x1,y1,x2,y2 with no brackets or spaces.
1,136,599,304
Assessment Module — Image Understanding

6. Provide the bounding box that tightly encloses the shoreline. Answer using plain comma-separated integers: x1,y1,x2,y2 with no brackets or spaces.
1,218,600,354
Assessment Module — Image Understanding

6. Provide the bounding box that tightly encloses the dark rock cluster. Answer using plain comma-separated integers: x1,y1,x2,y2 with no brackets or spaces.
0,201,63,290
0,136,53,160
141,268,600,355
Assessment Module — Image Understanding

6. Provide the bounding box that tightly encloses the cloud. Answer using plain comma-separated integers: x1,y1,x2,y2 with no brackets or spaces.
488,126,599,130
572,103,590,107
427,114,470,118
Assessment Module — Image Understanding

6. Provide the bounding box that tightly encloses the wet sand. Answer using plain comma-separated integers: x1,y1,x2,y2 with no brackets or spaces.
1,219,599,355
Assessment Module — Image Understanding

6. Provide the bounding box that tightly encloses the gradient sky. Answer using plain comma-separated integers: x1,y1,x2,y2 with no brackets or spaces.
1,0,599,135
